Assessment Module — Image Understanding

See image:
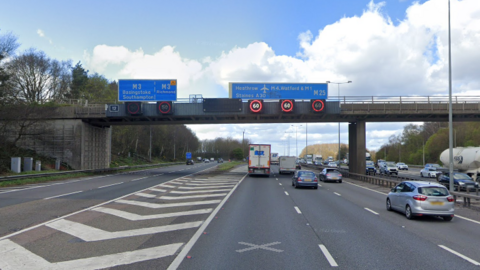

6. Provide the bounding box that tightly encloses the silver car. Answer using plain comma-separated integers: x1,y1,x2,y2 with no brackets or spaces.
319,168,343,183
386,181,454,221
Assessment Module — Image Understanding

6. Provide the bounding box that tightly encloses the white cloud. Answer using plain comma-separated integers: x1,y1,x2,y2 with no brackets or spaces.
83,0,480,152
36,29,45,37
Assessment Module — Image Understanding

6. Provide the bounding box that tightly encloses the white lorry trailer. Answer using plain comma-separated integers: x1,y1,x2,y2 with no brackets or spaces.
248,144,271,177
440,147,480,180
279,156,297,174
271,153,279,165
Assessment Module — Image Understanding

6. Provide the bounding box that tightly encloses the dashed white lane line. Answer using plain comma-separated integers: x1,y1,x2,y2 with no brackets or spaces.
159,193,227,200
284,191,289,196
345,181,388,195
98,182,123,189
319,244,339,267
0,239,183,270
93,207,213,221
364,208,379,215
334,192,341,196
116,199,221,209
318,184,322,187
294,207,302,214
46,219,203,241
44,191,82,200
279,183,282,186
276,178,278,181
439,245,480,266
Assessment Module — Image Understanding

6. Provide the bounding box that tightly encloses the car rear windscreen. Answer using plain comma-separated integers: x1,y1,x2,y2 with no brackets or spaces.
418,187,449,196
299,172,315,177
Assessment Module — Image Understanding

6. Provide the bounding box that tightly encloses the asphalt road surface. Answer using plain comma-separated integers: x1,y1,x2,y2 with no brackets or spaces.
1,163,480,269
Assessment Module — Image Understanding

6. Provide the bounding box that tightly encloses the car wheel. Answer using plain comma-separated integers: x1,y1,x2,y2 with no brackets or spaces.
294,182,298,189
292,181,294,186
386,198,392,211
420,172,423,177
428,173,431,178
442,216,453,221
405,205,413,220
339,180,342,183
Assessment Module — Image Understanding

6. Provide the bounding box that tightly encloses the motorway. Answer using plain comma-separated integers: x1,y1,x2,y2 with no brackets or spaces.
1,163,480,269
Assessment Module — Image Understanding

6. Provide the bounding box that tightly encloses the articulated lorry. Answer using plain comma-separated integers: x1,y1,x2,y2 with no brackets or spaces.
248,144,271,177
279,156,297,174
440,147,480,181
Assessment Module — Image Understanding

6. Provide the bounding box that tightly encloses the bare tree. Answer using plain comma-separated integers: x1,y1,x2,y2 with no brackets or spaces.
6,48,71,104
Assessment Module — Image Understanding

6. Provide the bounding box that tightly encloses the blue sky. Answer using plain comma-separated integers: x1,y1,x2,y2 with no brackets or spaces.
2,0,479,155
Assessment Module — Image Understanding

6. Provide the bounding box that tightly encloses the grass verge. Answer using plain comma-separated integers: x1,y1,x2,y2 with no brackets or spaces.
216,161,245,171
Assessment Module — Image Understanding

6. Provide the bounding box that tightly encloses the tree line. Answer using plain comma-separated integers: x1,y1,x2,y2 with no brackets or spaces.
0,30,249,170
376,122,480,165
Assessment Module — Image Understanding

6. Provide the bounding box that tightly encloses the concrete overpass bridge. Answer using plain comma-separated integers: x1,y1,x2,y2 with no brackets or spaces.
6,96,480,172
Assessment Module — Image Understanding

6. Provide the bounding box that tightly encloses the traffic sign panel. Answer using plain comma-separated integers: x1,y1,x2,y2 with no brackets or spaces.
229,82,328,100
119,79,177,102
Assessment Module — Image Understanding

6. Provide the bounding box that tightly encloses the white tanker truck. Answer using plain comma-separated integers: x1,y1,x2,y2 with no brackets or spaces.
440,147,480,181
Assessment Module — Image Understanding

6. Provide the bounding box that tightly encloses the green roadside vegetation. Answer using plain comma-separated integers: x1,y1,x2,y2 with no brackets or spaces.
216,161,245,171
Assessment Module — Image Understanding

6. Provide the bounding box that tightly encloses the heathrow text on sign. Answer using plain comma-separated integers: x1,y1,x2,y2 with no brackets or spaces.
118,79,177,102
229,82,328,99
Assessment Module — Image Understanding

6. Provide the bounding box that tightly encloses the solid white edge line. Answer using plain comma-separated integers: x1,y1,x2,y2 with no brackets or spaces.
98,182,123,189
294,206,302,214
456,215,480,226
364,208,379,215
43,191,82,200
319,244,338,267
0,164,219,242
166,174,246,270
284,191,289,196
438,245,480,266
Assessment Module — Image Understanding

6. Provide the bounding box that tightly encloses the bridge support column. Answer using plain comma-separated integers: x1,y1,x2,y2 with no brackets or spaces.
348,121,366,175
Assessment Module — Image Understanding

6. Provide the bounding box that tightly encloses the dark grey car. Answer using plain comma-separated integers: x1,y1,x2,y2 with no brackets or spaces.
319,168,343,183
292,170,318,189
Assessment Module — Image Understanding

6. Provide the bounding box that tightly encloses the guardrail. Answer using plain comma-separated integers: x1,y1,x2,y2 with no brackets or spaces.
305,164,480,208
0,162,183,182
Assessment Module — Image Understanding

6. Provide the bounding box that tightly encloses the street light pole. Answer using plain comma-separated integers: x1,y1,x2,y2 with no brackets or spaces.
448,0,454,192
326,81,352,161
291,125,302,157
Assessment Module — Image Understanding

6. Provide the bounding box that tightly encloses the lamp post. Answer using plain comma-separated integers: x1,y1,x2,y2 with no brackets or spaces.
291,125,302,157
285,132,292,156
326,81,352,161
447,0,454,192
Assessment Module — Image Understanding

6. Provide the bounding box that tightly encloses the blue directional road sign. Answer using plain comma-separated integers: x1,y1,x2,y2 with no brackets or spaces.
186,152,192,159
119,79,177,102
229,82,328,100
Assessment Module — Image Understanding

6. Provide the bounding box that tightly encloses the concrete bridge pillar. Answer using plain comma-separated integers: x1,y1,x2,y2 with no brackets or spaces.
348,121,366,175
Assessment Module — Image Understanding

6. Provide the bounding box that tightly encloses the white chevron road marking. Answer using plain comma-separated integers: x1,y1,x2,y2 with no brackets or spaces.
46,219,202,241
0,239,182,270
116,199,221,208
92,207,213,220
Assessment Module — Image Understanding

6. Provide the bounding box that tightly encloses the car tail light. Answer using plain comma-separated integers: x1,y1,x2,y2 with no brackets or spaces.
326,174,330,177
413,195,428,201
297,177,302,182
447,196,454,202
314,177,318,182
339,174,342,177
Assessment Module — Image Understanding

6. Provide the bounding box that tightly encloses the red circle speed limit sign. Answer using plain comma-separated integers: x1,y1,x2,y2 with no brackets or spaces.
249,100,263,113
312,99,325,112
281,100,294,112
158,101,172,114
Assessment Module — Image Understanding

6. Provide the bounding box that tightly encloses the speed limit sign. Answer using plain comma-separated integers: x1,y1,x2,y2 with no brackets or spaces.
249,100,263,113
280,99,294,112
311,99,325,112
157,101,173,114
